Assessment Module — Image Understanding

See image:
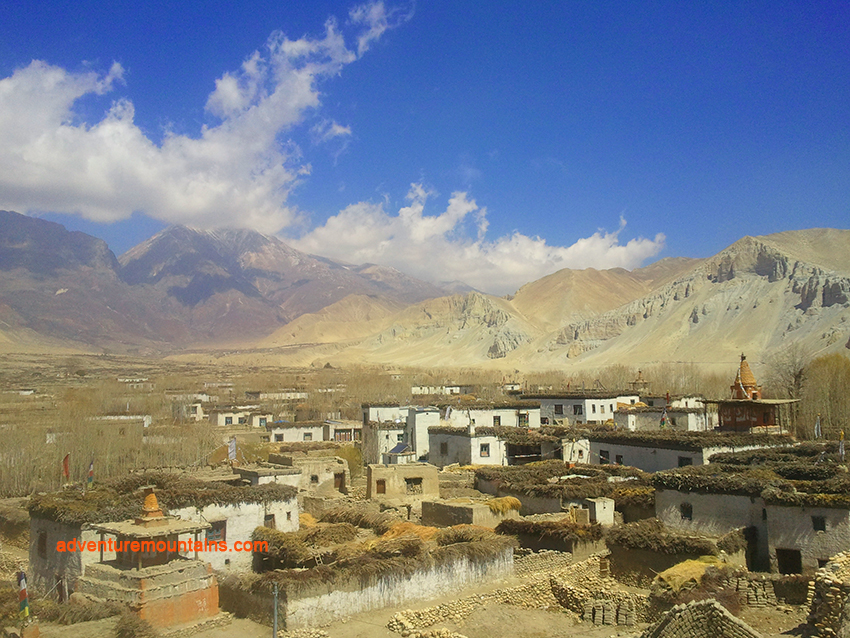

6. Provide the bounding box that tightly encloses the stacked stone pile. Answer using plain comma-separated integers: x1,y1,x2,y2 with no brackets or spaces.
639,599,762,638
550,573,646,626
805,551,850,637
730,575,778,608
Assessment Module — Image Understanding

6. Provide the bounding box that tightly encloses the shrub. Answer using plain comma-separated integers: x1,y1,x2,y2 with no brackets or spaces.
114,612,159,638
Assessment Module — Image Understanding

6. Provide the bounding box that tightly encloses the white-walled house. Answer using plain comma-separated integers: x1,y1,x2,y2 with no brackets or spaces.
428,428,507,467
585,432,789,472
267,421,325,443
362,421,408,465
362,404,410,426
654,460,850,575
613,406,711,432
526,393,640,426
361,404,439,463
208,406,271,427
407,406,440,460
28,477,299,592
442,402,542,430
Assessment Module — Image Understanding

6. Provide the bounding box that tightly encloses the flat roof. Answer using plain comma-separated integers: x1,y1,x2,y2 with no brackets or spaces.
91,517,210,538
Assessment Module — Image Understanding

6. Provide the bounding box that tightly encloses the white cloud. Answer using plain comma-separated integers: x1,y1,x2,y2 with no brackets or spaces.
349,1,413,57
289,184,665,295
0,3,395,232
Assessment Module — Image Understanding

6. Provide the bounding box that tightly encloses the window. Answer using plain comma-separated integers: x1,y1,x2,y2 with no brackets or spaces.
397,434,404,442
680,503,693,520
599,450,609,464
480,443,490,458
274,434,284,442
615,455,623,465
592,404,596,414
225,416,233,425
303,432,312,441
818,558,830,568
812,516,826,532
678,456,693,467
37,531,47,558
405,477,423,494
600,405,605,414
376,479,386,494
578,450,584,459
647,400,654,407
762,508,767,521
190,405,198,414
286,511,292,521
264,514,276,529
493,415,501,426
540,417,549,425
763,411,770,424
518,413,529,426
310,475,319,484
554,404,563,415
206,520,226,543
573,405,583,415
440,442,448,455
610,404,614,412
238,417,247,425
259,417,267,427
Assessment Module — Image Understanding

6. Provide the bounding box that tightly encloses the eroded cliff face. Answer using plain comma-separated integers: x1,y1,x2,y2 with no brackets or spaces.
548,235,850,361
364,291,536,360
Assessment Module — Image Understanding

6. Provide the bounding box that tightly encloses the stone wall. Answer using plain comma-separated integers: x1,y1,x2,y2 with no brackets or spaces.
549,554,650,626
221,546,513,630
386,550,579,634
805,551,850,637
640,599,762,638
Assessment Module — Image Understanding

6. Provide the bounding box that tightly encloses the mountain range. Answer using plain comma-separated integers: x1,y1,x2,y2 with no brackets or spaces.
1,209,848,370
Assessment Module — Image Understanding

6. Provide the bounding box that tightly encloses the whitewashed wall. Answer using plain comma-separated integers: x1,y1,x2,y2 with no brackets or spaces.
285,550,513,629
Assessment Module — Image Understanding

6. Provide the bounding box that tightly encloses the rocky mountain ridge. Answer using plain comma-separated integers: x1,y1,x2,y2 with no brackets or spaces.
0,210,847,369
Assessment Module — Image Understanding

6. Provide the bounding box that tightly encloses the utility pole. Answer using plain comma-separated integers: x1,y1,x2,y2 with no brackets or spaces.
273,582,278,637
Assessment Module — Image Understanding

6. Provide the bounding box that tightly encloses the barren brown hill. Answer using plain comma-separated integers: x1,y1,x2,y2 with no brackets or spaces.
510,257,701,332
210,229,850,371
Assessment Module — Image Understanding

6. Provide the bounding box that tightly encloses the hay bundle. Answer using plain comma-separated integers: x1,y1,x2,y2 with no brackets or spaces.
301,522,358,547
382,522,438,541
486,496,522,514
370,535,427,558
320,505,396,534
434,524,497,546
299,512,318,527
252,526,313,567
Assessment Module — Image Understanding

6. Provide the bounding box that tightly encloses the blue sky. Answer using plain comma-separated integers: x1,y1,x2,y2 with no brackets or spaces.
1,1,848,294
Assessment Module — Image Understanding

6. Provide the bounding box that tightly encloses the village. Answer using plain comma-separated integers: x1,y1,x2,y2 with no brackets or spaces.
1,354,850,638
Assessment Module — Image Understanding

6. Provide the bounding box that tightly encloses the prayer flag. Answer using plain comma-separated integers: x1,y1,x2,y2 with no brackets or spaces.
17,571,28,620
87,460,94,486
660,407,668,429
228,437,237,461
815,414,822,439
62,453,70,479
